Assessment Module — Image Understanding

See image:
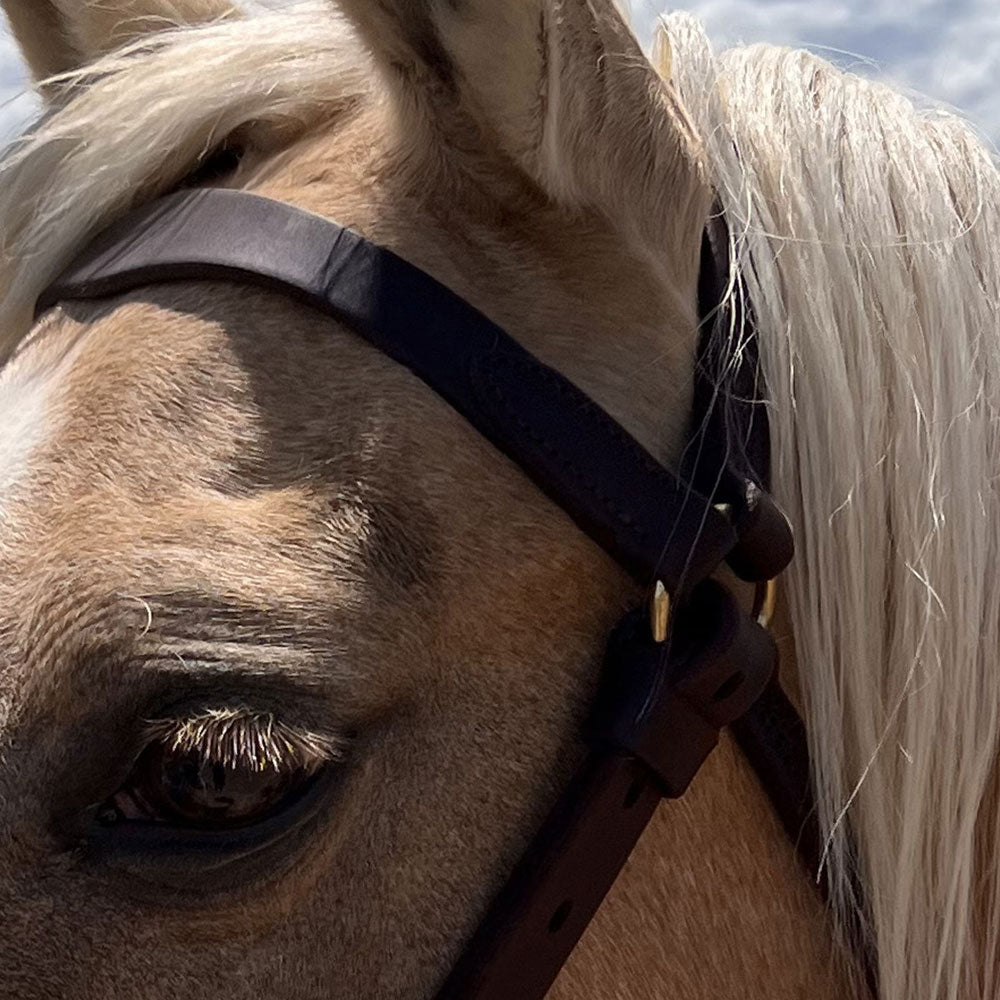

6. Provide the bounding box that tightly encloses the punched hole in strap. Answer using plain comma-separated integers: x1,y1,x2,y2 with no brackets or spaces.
548,900,574,934
712,672,745,703
623,779,645,809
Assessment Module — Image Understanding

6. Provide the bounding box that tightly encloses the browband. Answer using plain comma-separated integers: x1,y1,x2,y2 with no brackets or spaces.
38,187,812,1000
38,189,792,594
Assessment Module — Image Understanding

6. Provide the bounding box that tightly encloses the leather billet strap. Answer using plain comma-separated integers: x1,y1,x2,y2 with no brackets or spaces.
38,188,804,1000
439,754,663,999
38,189,792,593
438,582,779,999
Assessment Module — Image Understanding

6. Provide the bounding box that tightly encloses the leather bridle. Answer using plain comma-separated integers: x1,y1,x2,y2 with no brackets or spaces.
37,187,822,999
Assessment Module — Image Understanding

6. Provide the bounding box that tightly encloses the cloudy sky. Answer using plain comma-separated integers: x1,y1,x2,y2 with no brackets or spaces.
2,1,999,145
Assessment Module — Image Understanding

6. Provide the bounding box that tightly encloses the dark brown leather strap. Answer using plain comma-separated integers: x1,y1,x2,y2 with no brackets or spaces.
38,189,791,594
439,583,779,999
438,753,661,1000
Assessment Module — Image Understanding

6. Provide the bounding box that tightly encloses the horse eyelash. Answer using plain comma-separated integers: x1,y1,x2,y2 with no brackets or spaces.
141,707,346,775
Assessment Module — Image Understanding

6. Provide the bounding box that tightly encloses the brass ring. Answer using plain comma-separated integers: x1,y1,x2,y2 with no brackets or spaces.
757,578,778,628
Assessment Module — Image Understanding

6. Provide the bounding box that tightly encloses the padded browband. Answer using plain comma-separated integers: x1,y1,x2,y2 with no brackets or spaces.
38,188,790,595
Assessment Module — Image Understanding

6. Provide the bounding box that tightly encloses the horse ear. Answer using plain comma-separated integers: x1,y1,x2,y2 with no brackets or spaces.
337,0,710,250
1,0,237,83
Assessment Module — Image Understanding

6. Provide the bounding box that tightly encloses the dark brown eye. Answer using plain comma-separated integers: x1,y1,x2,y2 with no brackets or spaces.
97,709,341,831
103,744,310,830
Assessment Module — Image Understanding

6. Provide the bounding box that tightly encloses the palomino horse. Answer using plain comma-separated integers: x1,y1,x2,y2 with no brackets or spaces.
1,2,998,998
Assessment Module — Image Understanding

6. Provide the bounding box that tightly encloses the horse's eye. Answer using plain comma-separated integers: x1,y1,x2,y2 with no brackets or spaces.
99,742,315,831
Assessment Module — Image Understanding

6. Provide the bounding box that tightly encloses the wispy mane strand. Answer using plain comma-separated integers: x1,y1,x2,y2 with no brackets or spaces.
0,2,370,362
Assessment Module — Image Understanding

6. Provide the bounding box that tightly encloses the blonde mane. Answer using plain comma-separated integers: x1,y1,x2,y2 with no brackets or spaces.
663,14,1000,1000
0,2,369,360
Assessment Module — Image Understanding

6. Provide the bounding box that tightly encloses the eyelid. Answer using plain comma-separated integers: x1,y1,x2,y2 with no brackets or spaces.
140,706,347,775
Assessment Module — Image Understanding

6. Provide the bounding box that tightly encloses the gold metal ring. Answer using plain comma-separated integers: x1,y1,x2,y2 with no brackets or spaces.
757,578,777,628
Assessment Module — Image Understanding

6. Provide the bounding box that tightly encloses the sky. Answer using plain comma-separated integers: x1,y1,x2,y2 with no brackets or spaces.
2,1,999,146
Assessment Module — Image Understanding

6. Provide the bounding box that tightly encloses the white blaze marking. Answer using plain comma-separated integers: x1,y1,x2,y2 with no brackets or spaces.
0,360,54,520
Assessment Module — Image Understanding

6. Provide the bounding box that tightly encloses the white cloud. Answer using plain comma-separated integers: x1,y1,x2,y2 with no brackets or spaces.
633,0,1000,143
1,3,998,143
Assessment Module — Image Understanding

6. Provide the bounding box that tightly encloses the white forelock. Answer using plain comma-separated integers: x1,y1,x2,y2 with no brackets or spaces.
0,2,370,362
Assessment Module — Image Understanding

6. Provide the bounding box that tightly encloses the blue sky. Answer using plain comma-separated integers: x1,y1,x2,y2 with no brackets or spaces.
3,1,999,146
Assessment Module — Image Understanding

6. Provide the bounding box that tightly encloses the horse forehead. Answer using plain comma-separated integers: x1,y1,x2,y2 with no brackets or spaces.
0,309,342,726
0,327,77,728
9,299,274,497
0,294,440,610
0,303,290,590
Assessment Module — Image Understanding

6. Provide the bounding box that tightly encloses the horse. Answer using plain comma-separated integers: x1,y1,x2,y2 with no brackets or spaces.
1,2,998,998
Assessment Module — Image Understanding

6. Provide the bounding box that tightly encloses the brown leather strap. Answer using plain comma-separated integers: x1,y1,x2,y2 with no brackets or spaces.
437,753,661,999
38,189,793,593
437,583,779,999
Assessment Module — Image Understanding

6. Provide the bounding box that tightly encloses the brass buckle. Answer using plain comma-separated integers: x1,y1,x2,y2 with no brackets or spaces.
756,578,777,628
650,581,671,643
652,576,776,642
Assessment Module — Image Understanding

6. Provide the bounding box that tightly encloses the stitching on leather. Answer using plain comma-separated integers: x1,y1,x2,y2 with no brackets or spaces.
479,357,656,545
491,351,677,483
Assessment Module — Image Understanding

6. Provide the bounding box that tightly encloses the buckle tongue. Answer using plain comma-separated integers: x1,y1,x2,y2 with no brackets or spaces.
587,579,777,798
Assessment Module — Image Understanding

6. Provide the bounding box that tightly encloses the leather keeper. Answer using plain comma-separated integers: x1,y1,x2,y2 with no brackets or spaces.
586,580,778,798
726,481,795,582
